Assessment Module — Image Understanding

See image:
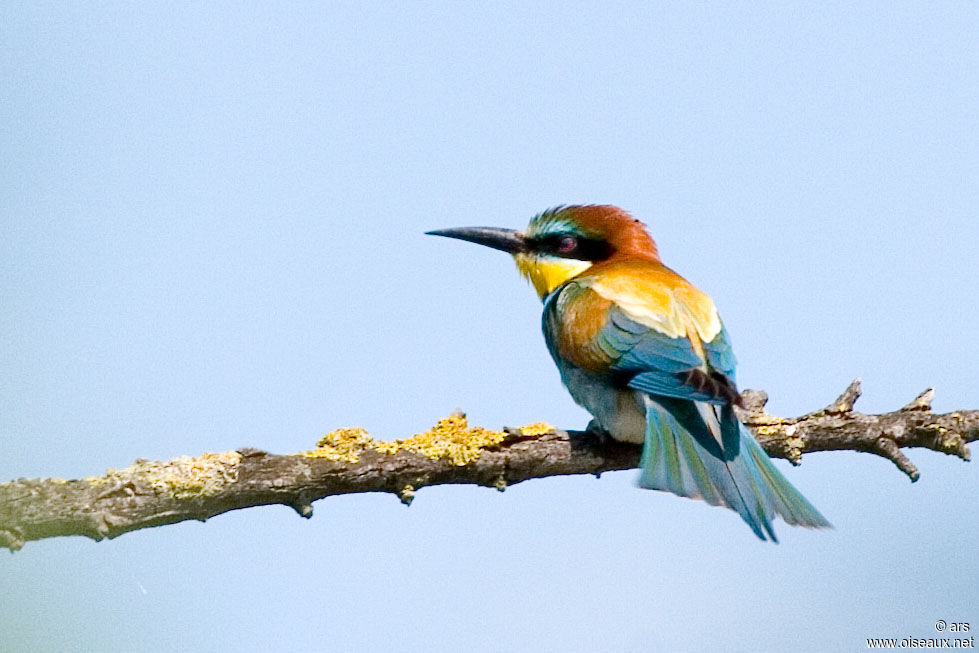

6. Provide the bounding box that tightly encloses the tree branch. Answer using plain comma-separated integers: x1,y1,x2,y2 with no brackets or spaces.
0,380,974,551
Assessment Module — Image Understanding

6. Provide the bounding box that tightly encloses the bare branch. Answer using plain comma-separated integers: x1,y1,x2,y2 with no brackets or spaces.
0,381,974,551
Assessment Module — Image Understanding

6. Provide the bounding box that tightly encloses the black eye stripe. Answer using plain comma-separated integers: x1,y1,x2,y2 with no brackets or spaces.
529,234,613,261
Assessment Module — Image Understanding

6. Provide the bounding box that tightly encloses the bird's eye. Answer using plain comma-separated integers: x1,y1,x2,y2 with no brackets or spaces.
557,235,577,253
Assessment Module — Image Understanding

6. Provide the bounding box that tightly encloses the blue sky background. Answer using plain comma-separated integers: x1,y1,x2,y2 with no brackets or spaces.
2,3,977,651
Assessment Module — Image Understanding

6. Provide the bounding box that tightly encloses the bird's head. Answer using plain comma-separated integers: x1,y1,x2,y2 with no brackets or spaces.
428,205,659,299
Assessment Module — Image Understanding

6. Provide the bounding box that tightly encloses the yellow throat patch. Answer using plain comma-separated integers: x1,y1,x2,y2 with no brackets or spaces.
514,253,593,299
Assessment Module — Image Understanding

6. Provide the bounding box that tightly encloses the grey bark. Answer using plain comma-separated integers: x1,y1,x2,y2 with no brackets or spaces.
0,380,973,551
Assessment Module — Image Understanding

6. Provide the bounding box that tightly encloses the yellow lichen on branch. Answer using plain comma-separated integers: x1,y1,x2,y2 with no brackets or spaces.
377,413,506,465
517,422,556,437
303,415,555,466
304,428,375,463
85,451,242,499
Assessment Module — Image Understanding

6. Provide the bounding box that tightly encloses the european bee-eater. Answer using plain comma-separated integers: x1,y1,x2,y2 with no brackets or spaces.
428,205,830,541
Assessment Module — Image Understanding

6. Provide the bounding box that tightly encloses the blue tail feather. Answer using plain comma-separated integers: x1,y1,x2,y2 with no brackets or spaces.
739,429,830,529
638,396,830,542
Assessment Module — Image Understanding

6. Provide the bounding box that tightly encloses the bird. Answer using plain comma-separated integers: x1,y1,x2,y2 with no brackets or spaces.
427,204,830,541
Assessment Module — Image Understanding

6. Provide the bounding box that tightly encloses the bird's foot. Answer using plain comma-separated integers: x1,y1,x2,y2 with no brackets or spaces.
585,420,613,446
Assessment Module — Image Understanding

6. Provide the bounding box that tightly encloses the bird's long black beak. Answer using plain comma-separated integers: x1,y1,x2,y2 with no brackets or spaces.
425,226,527,254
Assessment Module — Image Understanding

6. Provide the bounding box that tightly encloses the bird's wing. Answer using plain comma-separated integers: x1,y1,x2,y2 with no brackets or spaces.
544,267,737,405
702,321,737,382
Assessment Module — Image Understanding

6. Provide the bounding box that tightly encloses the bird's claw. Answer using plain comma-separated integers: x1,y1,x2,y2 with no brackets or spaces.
585,420,612,445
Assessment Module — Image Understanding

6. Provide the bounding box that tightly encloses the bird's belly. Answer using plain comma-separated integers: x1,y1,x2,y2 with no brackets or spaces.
560,367,646,444
604,391,647,444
